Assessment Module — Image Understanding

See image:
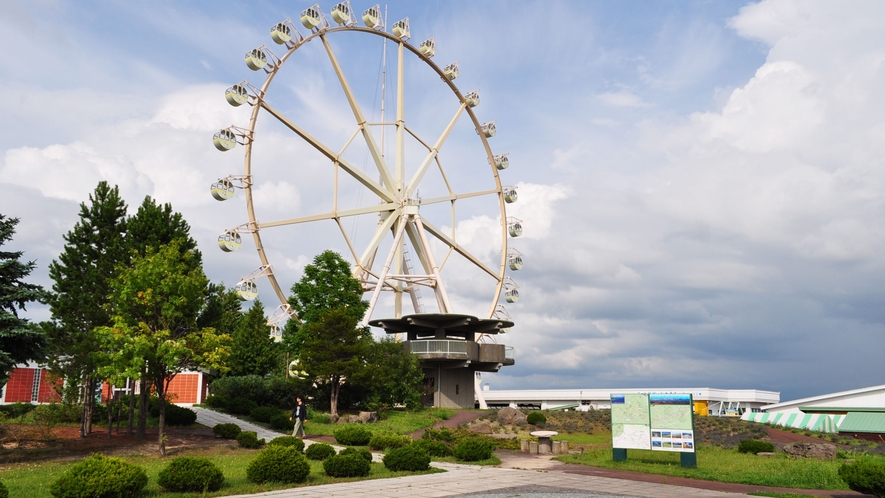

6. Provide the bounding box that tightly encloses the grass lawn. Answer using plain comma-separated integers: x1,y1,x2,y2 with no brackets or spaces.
1,445,443,498
555,443,859,491
303,408,456,437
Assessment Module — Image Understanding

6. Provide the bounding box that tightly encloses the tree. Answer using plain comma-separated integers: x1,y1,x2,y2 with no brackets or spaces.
284,250,368,355
0,214,49,388
97,240,231,456
298,307,371,420
359,338,425,411
227,300,281,377
125,195,202,439
198,283,241,335
46,181,127,437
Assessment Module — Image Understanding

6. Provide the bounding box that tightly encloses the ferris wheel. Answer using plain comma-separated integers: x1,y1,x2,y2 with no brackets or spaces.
210,2,523,330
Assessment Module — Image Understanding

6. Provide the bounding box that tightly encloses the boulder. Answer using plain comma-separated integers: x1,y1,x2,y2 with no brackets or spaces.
339,414,360,424
469,421,493,434
358,411,379,424
497,407,526,425
782,442,837,460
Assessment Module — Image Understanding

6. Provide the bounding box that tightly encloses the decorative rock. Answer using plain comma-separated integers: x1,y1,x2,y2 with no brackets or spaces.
782,442,837,460
339,414,359,424
520,439,529,452
529,441,539,454
552,440,561,455
358,411,379,424
469,421,493,434
560,441,569,453
497,407,527,425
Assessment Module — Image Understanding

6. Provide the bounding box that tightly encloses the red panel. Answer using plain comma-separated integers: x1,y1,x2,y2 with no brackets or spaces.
36,370,62,403
4,368,36,403
165,374,199,404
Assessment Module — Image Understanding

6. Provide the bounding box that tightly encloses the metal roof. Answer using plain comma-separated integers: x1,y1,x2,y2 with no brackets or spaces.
761,384,885,411
799,406,885,414
838,412,885,433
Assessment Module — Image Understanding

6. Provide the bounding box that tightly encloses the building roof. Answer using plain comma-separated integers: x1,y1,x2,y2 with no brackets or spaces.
799,406,885,414
761,384,885,411
481,387,779,404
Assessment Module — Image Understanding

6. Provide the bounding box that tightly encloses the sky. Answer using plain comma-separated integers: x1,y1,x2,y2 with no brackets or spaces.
2,0,884,402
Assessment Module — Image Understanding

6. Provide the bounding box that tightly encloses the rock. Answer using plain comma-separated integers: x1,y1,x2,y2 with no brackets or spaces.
497,407,527,425
358,411,379,424
339,414,359,424
756,452,776,457
469,421,493,434
782,442,837,460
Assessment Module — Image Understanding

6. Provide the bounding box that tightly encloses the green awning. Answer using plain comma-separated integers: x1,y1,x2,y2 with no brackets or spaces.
839,412,885,433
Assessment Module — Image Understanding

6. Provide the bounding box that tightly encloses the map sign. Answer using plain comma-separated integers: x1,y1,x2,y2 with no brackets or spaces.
649,394,694,453
611,394,651,450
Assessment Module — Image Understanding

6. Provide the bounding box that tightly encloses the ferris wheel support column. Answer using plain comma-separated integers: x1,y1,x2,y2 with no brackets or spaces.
362,218,408,327
413,215,452,313
392,40,407,316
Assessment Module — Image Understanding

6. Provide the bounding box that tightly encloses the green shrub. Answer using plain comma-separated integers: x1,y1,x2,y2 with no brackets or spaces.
246,446,311,484
250,406,280,423
413,439,452,457
383,445,431,471
49,453,148,498
212,423,241,439
526,411,547,426
421,427,455,443
309,412,332,424
737,439,775,454
323,453,371,478
369,431,412,451
269,413,295,431
267,436,305,452
227,397,258,416
204,395,228,409
339,447,373,462
0,480,7,498
164,404,197,426
157,457,224,492
237,431,265,449
453,438,494,462
334,425,373,446
209,375,299,409
839,459,885,497
305,442,337,460
0,402,36,418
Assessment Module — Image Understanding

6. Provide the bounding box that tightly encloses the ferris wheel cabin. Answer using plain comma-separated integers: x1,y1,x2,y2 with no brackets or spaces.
225,84,248,107
210,178,235,201
443,62,459,80
362,5,381,28
330,2,352,25
300,6,321,29
270,22,292,45
235,280,258,301
244,48,268,71
392,18,410,39
213,129,237,151
217,230,242,252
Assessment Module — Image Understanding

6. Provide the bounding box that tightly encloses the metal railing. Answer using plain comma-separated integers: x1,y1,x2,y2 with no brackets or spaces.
505,346,515,359
409,340,468,355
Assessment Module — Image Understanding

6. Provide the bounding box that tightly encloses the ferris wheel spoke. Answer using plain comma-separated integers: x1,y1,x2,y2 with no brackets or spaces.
357,210,400,272
406,103,468,192
259,202,397,229
320,34,396,192
420,189,500,206
260,101,395,203
419,217,499,279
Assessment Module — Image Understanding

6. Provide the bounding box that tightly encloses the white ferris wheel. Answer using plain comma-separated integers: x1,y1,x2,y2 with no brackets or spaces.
209,2,523,337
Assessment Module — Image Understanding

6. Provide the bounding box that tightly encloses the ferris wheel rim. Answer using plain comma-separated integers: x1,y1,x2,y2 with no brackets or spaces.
238,23,508,322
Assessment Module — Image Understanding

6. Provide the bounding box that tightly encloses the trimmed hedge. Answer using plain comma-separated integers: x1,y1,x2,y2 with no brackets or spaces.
323,453,371,478
368,431,412,451
526,411,547,426
212,423,241,439
453,438,494,462
305,442,337,460
339,447,373,462
237,431,265,449
204,395,228,409
226,397,258,416
209,375,299,409
839,459,885,497
246,446,311,484
269,413,295,431
157,457,224,492
49,454,148,498
383,445,431,471
268,436,305,452
334,425,373,446
250,406,280,423
737,440,775,454
413,439,452,457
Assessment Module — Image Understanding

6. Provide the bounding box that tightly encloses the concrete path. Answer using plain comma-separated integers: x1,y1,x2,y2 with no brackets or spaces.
193,407,754,498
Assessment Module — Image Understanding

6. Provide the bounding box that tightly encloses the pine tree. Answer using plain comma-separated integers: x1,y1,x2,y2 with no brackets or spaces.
46,182,127,436
0,214,49,388
228,300,281,377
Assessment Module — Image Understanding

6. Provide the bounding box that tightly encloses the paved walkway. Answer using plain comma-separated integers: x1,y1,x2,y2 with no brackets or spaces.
193,408,755,498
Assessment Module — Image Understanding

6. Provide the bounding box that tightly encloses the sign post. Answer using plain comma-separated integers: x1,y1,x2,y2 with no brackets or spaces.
611,393,697,468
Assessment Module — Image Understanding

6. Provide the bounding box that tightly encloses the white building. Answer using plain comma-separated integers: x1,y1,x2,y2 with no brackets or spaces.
741,383,885,433
478,387,779,416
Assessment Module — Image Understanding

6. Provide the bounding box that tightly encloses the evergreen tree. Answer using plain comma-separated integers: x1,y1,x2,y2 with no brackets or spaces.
227,300,281,377
46,182,127,436
0,214,49,388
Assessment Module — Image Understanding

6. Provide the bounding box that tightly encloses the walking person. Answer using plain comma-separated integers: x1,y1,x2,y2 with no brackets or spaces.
290,396,307,438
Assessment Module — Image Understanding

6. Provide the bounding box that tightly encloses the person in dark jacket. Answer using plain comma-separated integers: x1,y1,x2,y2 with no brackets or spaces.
289,396,306,438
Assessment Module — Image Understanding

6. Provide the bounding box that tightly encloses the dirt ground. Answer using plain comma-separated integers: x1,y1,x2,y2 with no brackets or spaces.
0,424,230,464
